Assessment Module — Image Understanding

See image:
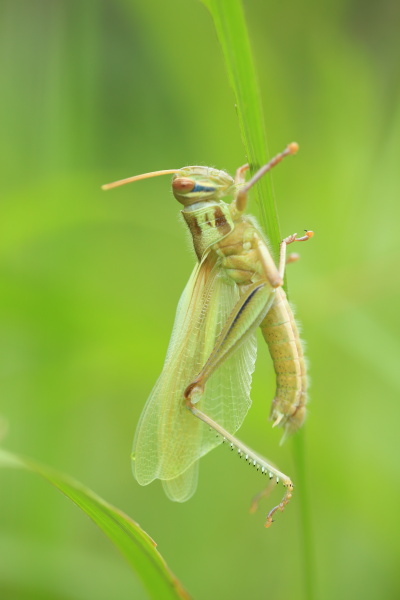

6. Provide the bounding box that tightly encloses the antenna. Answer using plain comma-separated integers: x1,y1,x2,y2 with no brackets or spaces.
102,169,179,191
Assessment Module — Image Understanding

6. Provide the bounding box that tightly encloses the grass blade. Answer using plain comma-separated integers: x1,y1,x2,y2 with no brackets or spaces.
201,2,315,599
0,448,191,600
291,433,315,600
201,0,281,254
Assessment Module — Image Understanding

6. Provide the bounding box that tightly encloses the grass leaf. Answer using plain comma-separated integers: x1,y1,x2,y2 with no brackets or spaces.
200,2,315,599
201,0,281,253
0,448,191,600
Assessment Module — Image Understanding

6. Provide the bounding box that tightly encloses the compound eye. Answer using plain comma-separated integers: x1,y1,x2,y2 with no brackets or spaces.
172,177,196,194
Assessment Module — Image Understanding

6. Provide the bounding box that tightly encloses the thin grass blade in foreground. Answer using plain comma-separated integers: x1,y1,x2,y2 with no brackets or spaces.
0,448,191,600
200,1,315,599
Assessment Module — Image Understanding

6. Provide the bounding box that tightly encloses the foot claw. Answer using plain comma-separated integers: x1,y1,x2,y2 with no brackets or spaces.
283,230,314,244
263,480,293,529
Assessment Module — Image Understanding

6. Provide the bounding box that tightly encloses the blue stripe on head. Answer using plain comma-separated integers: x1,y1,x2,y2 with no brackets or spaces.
191,183,216,193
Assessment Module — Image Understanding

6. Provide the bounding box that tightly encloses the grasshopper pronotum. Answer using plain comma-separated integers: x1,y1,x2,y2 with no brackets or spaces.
103,143,313,526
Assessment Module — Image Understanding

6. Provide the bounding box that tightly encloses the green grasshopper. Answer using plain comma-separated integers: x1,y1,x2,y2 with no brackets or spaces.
103,143,313,527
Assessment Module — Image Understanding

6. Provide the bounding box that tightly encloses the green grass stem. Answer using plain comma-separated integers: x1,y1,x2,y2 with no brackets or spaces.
201,2,315,598
201,0,281,255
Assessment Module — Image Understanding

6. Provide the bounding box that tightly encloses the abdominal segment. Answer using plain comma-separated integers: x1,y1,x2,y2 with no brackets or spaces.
260,287,307,439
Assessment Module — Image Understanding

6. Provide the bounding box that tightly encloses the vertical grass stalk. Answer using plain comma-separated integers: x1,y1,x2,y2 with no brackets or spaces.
201,1,315,598
201,0,281,254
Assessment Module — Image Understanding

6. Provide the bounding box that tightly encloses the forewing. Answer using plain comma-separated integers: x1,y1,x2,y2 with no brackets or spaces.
132,253,263,501
132,252,218,490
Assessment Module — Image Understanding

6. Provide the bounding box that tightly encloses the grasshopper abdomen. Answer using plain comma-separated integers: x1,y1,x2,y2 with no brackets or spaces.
260,288,307,440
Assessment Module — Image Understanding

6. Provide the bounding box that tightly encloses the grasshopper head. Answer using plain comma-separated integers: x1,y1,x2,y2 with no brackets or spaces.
172,167,235,207
101,165,234,206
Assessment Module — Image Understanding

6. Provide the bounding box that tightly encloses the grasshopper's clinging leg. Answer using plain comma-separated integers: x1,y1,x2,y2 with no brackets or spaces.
234,163,250,185
278,230,314,281
235,143,299,213
255,235,284,288
233,145,313,283
183,281,294,527
255,231,313,290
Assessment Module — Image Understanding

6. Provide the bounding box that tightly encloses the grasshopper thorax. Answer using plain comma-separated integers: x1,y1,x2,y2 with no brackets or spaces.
172,166,235,207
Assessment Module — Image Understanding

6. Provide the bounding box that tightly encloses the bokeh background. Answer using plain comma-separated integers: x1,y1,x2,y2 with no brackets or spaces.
1,1,400,599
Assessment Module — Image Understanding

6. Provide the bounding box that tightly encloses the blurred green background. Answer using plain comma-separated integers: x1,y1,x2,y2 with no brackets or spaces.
1,1,400,599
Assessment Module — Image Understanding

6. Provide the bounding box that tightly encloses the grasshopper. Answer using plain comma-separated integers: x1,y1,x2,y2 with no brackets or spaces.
103,143,313,527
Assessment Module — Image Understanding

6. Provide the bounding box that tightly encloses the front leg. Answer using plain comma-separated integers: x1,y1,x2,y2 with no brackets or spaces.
253,230,313,290
278,230,314,281
235,163,249,185
234,143,299,213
